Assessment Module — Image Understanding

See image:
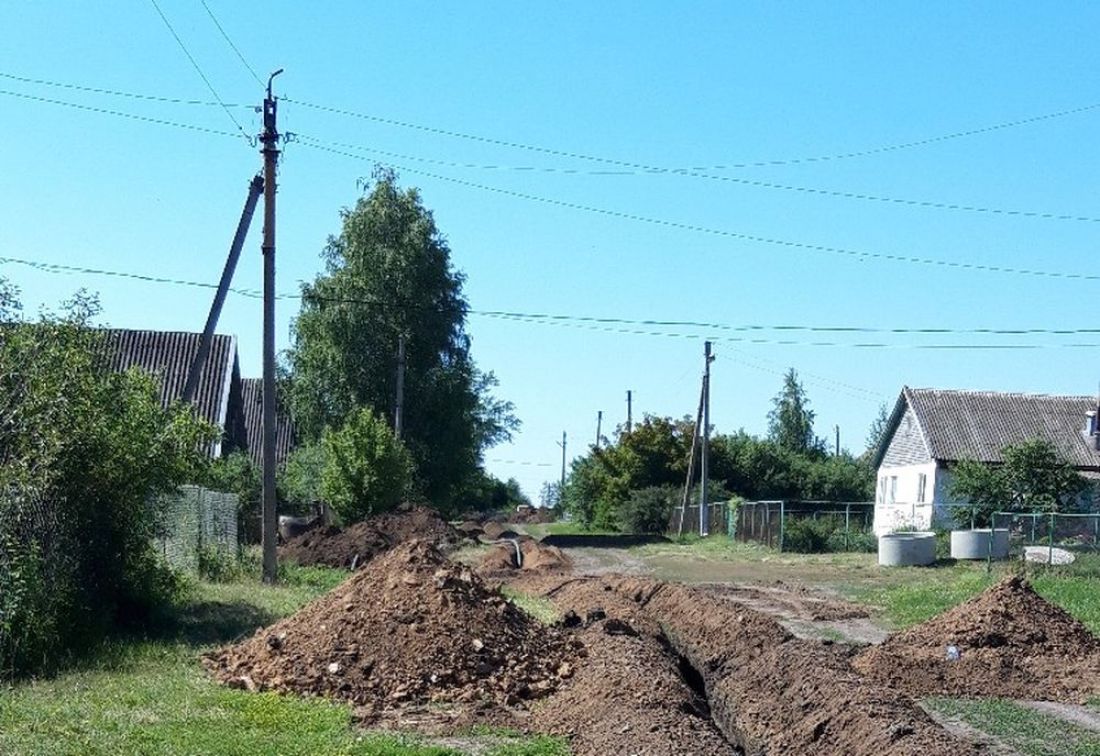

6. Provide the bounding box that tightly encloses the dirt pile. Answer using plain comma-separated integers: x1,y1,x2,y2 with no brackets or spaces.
206,541,576,715
279,506,462,569
854,575,1100,702
478,537,572,573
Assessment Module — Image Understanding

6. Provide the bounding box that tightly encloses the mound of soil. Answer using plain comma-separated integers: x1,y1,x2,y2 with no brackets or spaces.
481,521,507,540
279,506,462,569
477,538,572,573
205,541,577,715
853,575,1100,702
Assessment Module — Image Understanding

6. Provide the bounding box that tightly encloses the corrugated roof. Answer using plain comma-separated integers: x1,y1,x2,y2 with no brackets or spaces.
101,329,238,456
882,387,1100,469
240,377,295,467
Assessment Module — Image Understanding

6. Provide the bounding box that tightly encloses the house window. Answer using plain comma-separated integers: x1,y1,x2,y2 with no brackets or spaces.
877,477,886,504
917,473,927,503
888,476,898,504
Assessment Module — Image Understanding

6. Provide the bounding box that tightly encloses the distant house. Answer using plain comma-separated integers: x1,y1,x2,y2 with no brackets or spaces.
872,387,1100,534
240,377,296,467
103,329,246,459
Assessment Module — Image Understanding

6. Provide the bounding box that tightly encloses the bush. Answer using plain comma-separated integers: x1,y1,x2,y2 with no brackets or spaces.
619,485,677,534
204,451,261,542
279,442,326,513
0,289,215,676
320,408,413,524
784,515,877,553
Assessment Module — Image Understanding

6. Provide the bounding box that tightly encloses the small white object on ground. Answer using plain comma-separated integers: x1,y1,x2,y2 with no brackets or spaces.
1023,546,1076,565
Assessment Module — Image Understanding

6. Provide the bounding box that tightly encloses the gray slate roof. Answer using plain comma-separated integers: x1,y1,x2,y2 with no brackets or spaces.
875,386,1100,470
240,378,295,467
102,329,241,457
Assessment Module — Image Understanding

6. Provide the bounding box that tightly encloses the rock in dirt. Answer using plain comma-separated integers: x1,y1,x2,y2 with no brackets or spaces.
205,541,576,715
279,506,462,569
853,575,1100,702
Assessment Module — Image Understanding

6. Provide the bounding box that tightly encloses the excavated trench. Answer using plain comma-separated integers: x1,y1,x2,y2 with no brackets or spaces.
523,574,982,756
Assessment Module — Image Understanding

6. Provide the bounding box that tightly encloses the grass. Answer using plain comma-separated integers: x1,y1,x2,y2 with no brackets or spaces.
0,562,568,755
500,587,561,625
925,698,1100,756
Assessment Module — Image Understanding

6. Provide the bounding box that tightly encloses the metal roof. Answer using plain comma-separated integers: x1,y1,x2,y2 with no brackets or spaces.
240,377,295,467
874,386,1100,470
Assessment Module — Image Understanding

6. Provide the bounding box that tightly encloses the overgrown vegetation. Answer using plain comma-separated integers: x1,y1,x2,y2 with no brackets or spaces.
563,371,874,532
0,284,215,677
321,407,414,523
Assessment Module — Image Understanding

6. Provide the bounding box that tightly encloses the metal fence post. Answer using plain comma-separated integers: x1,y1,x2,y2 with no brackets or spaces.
844,502,851,552
778,500,786,553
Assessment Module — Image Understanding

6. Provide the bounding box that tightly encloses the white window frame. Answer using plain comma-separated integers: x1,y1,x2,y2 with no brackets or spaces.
888,476,898,504
917,473,927,503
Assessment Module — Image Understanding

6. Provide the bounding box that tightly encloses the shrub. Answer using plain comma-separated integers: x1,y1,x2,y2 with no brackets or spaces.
204,451,261,542
320,408,413,524
279,441,326,513
782,516,834,553
0,289,215,676
619,485,677,534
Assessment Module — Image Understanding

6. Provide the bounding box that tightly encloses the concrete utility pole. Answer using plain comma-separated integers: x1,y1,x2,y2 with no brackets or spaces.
260,69,283,585
700,341,714,537
595,411,603,449
678,381,705,536
182,174,263,405
626,390,633,433
394,335,406,438
835,425,841,456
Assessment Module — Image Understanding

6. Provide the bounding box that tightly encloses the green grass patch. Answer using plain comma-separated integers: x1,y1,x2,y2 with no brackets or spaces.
925,698,1100,756
0,568,568,755
500,587,560,625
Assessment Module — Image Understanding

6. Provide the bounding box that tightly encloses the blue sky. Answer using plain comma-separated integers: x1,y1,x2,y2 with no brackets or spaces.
4,2,1100,498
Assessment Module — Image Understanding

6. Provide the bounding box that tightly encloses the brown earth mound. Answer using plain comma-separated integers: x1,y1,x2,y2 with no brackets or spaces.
279,506,462,569
478,538,572,573
853,575,1100,702
206,541,576,715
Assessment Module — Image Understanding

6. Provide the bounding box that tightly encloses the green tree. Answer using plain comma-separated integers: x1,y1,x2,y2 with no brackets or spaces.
320,408,413,523
949,438,1088,527
866,402,890,453
767,368,823,455
287,169,517,508
278,442,326,512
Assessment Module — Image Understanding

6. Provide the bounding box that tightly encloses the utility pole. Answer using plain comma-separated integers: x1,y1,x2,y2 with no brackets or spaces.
394,335,406,438
678,381,705,536
835,425,841,456
626,390,633,433
557,431,567,508
595,411,603,449
182,174,263,405
700,341,714,537
260,69,283,585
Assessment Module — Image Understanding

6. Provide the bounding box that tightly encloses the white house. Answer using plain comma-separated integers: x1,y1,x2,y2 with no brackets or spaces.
872,387,1100,535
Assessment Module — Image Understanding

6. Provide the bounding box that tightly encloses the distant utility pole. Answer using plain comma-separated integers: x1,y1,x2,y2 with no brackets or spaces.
700,341,715,537
182,174,263,405
260,69,283,585
626,390,633,433
595,411,603,449
557,431,567,505
678,381,705,537
835,425,841,456
394,335,406,438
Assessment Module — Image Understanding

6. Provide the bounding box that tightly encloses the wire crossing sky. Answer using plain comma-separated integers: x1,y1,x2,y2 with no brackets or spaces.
3,2,1100,496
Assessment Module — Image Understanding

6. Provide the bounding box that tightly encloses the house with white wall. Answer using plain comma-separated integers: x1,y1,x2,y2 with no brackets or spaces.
872,387,1100,534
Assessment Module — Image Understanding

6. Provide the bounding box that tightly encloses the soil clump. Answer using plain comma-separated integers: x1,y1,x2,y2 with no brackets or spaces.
477,537,572,574
854,575,1100,702
206,541,576,717
279,506,462,569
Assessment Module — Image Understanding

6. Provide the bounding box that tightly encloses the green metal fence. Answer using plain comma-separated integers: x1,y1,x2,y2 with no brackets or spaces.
154,485,238,572
732,500,875,552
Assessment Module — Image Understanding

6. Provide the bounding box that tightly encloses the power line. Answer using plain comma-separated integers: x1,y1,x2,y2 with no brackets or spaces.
296,134,1100,225
299,140,1100,284
10,254,1100,341
284,95,1100,172
147,0,252,144
0,88,242,139
198,0,264,87
0,71,249,107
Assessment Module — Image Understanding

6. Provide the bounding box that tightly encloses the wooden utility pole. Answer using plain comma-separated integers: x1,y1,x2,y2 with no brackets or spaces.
260,69,283,585
394,335,406,438
700,341,714,537
595,411,603,449
678,381,705,536
835,425,840,456
557,431,567,505
626,390,633,433
182,174,263,405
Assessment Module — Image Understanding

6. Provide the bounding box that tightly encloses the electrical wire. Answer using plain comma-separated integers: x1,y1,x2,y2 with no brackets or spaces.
294,134,1100,225
197,0,265,87
0,71,249,107
147,0,252,144
0,88,242,139
299,140,1100,284
284,95,1100,172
